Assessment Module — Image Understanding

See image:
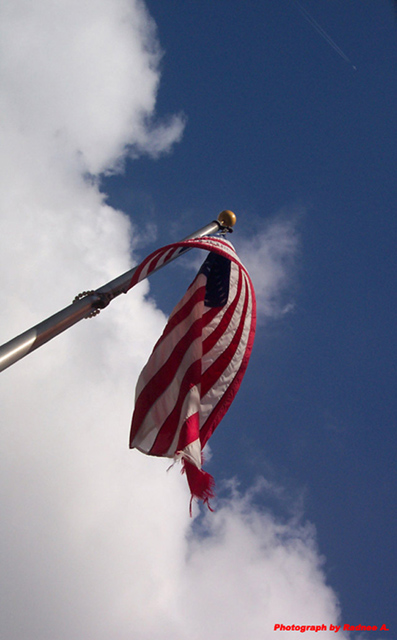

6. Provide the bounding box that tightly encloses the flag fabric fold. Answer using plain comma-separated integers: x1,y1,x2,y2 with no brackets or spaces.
129,236,256,512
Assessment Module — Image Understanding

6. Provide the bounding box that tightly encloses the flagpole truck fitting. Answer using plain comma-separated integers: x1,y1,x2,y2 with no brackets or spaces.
0,211,236,372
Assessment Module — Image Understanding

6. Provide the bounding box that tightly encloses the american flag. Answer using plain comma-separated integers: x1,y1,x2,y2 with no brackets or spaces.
129,236,256,511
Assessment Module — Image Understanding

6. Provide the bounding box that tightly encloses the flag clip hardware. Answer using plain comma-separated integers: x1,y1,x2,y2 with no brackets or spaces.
219,224,233,235
72,290,113,318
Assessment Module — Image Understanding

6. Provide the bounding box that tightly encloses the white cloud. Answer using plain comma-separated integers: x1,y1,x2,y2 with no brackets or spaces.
181,482,344,639
0,2,348,639
235,215,301,320
0,0,184,178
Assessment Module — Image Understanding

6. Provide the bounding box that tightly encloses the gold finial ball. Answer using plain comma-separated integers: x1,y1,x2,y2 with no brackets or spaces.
217,210,237,228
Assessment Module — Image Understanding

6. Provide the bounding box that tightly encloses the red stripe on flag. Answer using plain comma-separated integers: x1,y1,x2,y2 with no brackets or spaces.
149,361,201,456
199,287,255,446
161,281,205,341
200,282,249,400
130,317,203,443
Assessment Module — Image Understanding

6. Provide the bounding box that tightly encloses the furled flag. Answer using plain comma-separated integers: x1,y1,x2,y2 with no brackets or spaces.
129,236,256,512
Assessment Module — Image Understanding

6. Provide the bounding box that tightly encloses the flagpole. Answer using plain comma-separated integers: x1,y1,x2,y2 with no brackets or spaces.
0,210,236,372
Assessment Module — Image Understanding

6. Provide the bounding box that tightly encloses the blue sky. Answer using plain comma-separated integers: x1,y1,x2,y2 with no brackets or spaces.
0,1,395,638
104,0,396,631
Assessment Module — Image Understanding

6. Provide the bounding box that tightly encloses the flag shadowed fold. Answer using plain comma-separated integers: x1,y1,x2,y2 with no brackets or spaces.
129,236,256,512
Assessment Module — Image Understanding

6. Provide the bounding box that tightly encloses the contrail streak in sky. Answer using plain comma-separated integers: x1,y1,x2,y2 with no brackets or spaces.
295,0,357,70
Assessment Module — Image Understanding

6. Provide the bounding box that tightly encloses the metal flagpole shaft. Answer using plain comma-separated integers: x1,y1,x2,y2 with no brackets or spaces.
0,210,236,372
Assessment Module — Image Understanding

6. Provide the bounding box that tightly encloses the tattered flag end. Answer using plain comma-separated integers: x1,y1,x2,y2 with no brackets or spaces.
183,459,215,516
